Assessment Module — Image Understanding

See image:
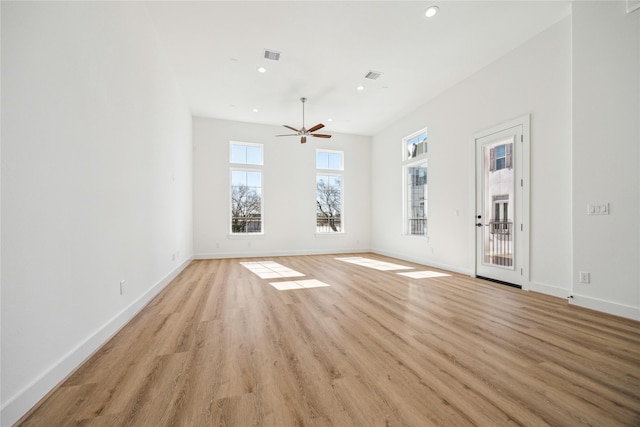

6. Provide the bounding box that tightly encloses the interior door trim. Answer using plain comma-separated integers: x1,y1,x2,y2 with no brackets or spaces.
470,115,530,289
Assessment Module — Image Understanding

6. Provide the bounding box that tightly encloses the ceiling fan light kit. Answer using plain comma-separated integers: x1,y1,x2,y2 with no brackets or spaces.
276,97,332,144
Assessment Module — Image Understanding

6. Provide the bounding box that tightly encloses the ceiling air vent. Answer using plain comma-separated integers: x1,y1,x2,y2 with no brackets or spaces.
365,71,382,80
264,49,281,61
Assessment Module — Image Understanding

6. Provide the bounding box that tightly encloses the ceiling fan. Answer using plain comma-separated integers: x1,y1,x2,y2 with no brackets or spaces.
276,97,332,144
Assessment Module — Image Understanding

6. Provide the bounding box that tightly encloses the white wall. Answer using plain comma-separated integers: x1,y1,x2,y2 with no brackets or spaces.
1,2,193,425
193,117,371,258
371,16,573,297
571,1,640,319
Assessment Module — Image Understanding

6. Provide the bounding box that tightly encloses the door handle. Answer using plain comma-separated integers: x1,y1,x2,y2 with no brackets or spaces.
476,223,483,227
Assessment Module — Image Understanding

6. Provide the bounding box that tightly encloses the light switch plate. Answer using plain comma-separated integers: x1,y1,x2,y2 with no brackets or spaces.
587,203,609,215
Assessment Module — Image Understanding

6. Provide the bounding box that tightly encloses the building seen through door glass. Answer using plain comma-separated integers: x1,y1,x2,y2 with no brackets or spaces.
484,140,514,266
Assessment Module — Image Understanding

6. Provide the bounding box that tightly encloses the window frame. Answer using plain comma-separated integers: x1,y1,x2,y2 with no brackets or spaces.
229,142,264,236
316,149,344,171
316,149,344,235
402,128,428,237
404,129,428,161
230,141,263,166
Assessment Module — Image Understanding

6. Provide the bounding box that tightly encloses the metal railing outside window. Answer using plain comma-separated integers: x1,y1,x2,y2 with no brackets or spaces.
408,217,427,235
486,220,513,266
231,217,262,233
316,216,342,233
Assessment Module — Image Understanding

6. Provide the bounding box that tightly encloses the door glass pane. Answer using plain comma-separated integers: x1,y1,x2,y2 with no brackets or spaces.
483,139,514,268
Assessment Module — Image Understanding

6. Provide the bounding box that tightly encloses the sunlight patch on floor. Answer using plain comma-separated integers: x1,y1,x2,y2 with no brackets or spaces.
269,279,331,291
397,271,451,279
240,261,306,279
335,257,414,271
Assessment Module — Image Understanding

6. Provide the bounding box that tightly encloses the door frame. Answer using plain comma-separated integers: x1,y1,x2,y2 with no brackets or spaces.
470,115,530,289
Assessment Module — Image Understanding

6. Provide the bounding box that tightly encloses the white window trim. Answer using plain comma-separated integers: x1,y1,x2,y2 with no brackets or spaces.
229,167,264,236
230,141,264,165
316,149,344,236
229,141,264,236
402,128,428,237
403,127,428,162
315,172,344,236
316,148,344,171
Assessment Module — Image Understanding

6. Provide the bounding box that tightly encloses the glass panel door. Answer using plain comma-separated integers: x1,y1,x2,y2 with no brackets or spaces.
475,125,523,286
482,138,514,268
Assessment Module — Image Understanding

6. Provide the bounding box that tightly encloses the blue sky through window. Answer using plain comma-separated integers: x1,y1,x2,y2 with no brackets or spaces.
231,144,262,165
316,151,342,170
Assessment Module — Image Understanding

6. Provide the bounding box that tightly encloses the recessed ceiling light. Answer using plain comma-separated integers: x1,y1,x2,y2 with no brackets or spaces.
257,66,266,73
425,6,439,18
252,108,259,113
357,85,365,91
328,118,333,122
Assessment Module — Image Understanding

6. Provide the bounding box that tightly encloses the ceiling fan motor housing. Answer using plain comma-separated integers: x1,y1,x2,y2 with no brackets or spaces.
276,97,332,143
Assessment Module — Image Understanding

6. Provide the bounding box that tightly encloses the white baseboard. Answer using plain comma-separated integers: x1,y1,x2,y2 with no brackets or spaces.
193,248,366,260
526,280,572,299
569,294,640,321
370,249,474,276
1,258,193,427
195,248,473,277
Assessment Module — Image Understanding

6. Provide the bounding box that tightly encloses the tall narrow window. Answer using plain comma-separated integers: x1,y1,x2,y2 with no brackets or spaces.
230,142,263,234
316,150,343,233
402,129,428,236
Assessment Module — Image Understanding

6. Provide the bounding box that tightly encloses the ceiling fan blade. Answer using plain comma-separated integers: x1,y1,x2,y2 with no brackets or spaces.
276,134,299,137
311,134,332,138
283,125,300,132
301,136,307,144
307,123,325,133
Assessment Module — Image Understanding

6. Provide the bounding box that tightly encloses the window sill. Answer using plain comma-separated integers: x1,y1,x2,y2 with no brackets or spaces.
403,233,429,240
315,232,345,238
228,233,265,239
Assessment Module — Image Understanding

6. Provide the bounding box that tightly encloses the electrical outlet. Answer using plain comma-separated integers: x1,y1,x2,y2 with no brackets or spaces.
579,272,590,284
120,280,126,295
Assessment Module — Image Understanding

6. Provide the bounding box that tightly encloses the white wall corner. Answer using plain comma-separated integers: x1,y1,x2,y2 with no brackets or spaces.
0,258,193,427
569,294,640,322
626,0,640,14
527,280,572,299
193,248,366,261
371,249,474,277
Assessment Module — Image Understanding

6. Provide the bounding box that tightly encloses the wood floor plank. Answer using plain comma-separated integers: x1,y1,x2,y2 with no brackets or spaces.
17,254,640,426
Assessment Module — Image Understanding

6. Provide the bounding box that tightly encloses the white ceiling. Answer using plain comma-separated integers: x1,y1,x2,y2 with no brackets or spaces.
145,1,571,136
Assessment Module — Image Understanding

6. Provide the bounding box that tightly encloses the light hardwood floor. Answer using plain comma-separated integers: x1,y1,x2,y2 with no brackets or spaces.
18,254,640,426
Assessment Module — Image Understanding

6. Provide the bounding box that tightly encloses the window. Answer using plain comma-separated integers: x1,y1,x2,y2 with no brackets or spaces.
405,131,427,160
402,129,428,236
490,143,512,171
230,142,263,234
230,143,262,165
316,150,343,233
316,150,343,170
